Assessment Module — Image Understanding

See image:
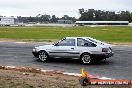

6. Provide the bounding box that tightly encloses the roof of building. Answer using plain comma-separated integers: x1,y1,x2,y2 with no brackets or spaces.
75,21,129,24
0,17,15,19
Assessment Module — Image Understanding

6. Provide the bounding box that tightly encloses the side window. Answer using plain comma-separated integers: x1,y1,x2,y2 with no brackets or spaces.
57,39,75,46
77,38,96,47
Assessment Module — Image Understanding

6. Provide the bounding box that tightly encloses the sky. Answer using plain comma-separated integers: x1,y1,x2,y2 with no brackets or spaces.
0,0,132,18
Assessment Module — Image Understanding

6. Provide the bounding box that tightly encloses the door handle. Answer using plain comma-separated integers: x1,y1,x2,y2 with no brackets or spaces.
71,48,74,50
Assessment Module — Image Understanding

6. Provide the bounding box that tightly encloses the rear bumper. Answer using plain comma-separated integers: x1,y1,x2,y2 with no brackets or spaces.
107,52,114,57
92,52,114,58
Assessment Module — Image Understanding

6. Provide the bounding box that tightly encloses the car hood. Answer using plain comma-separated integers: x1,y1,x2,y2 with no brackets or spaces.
35,44,54,50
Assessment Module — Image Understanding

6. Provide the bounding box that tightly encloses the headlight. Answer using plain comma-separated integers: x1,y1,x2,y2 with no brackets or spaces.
32,48,36,52
32,48,39,52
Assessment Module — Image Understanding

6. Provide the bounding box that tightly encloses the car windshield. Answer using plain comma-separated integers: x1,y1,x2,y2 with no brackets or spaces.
55,38,75,46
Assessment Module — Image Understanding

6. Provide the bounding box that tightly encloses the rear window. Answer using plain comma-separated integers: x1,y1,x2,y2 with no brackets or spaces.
87,38,97,43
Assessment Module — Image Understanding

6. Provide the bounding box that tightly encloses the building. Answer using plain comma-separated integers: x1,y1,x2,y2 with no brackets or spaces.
0,17,17,26
75,21,129,26
58,20,73,24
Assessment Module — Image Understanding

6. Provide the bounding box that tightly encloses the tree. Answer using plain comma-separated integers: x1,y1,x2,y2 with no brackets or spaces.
78,8,132,22
60,15,76,22
51,15,58,23
79,8,85,15
40,14,51,23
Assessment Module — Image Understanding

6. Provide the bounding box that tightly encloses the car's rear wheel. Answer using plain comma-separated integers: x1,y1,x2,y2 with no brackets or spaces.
81,54,92,64
38,51,48,62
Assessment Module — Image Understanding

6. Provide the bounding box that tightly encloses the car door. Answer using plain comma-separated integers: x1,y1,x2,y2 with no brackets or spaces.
49,38,79,58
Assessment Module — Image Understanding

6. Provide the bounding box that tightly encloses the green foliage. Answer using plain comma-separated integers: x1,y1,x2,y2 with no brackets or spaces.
0,26,132,42
17,14,76,23
79,9,132,22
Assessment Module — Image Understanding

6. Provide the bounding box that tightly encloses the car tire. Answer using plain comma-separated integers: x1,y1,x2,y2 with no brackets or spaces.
38,51,49,62
81,54,92,64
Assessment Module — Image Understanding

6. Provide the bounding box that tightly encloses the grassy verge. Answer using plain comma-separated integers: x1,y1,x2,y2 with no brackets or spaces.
0,26,132,43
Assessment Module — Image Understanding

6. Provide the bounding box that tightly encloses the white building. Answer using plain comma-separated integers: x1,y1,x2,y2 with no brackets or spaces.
0,17,17,26
75,21,129,25
58,20,73,24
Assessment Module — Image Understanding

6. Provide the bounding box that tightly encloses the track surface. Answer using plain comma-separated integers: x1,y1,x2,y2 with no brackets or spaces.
0,42,132,79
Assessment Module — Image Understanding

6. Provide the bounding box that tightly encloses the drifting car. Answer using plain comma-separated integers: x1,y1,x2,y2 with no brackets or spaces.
32,37,114,64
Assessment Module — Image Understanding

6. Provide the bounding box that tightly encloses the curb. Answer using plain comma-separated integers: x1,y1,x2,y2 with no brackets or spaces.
0,65,113,80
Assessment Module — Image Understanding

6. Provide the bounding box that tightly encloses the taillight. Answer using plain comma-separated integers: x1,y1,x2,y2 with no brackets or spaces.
102,48,109,52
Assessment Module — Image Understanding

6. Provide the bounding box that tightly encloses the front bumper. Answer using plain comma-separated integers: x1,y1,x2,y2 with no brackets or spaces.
32,49,39,58
32,51,39,58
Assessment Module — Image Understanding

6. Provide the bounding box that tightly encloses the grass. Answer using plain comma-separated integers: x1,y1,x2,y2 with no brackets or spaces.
0,26,132,42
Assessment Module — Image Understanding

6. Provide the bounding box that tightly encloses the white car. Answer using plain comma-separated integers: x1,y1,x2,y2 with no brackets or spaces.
32,37,114,64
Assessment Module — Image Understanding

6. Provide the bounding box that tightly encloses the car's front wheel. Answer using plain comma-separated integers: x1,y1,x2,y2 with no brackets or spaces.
38,51,49,62
81,54,92,64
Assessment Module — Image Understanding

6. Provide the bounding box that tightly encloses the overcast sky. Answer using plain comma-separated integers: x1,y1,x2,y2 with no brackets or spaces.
0,0,132,18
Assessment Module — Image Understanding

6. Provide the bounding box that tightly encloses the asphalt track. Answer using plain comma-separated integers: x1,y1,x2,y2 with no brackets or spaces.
0,42,132,79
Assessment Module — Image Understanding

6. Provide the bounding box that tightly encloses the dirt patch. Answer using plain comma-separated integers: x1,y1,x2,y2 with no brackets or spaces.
0,38,18,42
0,69,80,88
0,69,131,88
110,42,132,46
0,38,57,43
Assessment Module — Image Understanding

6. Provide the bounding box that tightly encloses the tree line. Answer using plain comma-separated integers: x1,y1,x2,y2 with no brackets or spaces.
17,14,76,23
17,9,132,23
79,8,132,22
